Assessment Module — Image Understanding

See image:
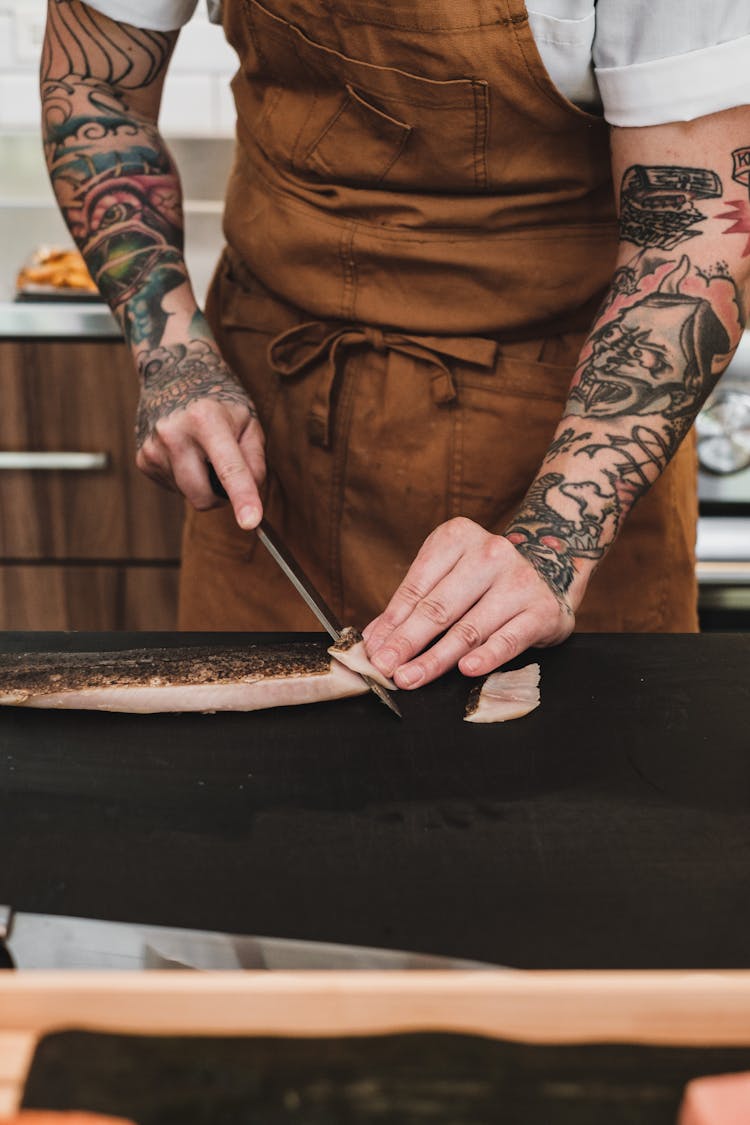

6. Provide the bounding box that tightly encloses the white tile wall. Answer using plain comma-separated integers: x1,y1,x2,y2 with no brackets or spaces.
0,0,237,136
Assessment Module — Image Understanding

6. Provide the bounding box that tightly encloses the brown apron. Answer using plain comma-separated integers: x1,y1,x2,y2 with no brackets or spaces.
179,0,699,633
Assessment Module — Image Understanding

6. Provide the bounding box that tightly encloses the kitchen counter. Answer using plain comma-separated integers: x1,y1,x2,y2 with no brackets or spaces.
1,630,749,971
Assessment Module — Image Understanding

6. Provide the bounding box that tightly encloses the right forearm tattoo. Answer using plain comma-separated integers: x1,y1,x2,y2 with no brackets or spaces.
506,160,745,604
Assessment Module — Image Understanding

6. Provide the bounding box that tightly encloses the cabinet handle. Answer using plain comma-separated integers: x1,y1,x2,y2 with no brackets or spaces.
697,561,750,586
0,451,109,471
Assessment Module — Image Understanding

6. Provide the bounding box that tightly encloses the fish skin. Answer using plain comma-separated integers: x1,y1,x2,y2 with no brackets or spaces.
0,643,369,713
328,627,398,692
464,664,541,724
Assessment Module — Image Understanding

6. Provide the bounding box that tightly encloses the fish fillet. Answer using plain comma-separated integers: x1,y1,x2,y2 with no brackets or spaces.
328,627,397,691
463,663,540,723
0,643,368,714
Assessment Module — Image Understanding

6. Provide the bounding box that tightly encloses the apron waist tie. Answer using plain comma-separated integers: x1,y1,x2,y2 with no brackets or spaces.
267,320,498,447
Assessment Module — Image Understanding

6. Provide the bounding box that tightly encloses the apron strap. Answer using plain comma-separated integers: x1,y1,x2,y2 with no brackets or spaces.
267,320,498,447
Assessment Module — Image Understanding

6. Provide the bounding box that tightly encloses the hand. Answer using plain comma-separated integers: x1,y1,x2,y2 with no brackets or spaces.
134,339,266,530
362,517,574,689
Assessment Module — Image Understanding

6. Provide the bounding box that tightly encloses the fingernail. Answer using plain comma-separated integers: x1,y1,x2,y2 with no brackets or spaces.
372,648,397,675
238,505,259,530
462,656,480,674
398,666,424,688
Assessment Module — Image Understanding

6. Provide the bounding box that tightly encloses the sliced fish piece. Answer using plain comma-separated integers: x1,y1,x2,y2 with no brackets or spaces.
464,663,541,724
328,626,398,691
0,642,368,714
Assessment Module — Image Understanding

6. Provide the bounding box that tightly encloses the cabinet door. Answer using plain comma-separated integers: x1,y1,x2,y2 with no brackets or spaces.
0,339,183,560
0,564,179,630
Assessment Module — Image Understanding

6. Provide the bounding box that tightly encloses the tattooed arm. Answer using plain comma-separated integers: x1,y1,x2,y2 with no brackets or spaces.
41,1,265,528
364,106,749,688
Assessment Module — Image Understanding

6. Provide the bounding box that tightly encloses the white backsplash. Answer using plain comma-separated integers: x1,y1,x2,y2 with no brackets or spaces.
0,0,238,136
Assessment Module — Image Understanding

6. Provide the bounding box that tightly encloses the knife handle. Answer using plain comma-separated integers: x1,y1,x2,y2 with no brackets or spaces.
207,461,229,501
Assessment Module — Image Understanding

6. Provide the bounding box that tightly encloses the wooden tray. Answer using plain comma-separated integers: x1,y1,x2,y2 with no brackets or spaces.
3,970,750,1120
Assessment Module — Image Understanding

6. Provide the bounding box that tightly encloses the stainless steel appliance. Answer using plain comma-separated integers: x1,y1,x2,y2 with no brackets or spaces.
697,331,750,626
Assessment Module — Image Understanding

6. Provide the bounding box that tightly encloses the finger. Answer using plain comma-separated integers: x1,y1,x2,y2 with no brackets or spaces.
458,610,544,677
170,439,227,511
391,584,527,689
365,518,485,656
203,430,264,530
369,558,494,680
238,418,267,491
361,617,380,643
135,441,180,493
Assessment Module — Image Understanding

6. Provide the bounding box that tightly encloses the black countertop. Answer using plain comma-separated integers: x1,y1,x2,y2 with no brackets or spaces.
2,631,749,970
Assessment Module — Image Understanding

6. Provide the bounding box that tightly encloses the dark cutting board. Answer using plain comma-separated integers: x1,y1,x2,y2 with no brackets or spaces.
1,631,749,969
20,1030,750,1125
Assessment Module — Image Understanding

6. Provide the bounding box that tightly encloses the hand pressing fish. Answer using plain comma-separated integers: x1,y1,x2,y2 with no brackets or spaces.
0,642,370,714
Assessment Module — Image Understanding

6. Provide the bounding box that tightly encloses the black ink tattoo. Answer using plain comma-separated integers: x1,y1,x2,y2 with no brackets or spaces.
505,472,616,601
718,148,750,258
507,155,742,607
695,261,730,282
543,427,592,462
568,255,730,420
619,165,722,249
42,1,172,87
731,146,750,191
135,341,256,448
578,424,674,489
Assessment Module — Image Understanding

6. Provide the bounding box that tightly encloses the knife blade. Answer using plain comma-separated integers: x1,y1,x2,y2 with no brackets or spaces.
0,906,497,971
207,463,401,718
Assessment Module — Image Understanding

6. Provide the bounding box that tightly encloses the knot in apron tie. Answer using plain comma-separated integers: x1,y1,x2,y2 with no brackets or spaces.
267,319,498,448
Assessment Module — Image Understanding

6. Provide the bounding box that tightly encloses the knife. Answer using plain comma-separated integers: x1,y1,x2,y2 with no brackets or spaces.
207,463,402,718
0,906,496,971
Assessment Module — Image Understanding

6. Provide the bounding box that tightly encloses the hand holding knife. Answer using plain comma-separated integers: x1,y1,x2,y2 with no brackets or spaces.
207,464,401,717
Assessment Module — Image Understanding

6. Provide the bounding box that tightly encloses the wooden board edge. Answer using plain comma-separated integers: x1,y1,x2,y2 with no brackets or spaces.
1,971,750,1046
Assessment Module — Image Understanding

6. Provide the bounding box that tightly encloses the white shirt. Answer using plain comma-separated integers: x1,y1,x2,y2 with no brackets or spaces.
85,0,750,127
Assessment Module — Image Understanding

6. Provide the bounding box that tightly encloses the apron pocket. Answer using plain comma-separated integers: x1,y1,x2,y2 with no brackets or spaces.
304,84,411,186
244,0,488,191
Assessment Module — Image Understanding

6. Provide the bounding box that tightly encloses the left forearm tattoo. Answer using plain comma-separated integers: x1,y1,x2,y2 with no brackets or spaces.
506,159,745,604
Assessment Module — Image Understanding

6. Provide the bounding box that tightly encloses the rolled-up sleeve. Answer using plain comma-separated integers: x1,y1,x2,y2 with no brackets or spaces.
81,0,200,31
594,0,750,127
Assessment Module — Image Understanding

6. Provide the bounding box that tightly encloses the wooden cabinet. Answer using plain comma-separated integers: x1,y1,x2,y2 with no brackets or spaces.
0,338,183,629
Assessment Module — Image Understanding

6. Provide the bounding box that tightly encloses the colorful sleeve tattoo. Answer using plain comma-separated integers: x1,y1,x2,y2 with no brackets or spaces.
41,1,251,450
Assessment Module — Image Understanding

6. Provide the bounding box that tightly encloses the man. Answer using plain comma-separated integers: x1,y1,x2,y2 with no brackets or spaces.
42,0,750,689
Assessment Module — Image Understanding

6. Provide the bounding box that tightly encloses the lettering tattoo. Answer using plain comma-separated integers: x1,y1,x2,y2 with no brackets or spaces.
717,147,750,258
506,161,743,605
42,2,254,447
